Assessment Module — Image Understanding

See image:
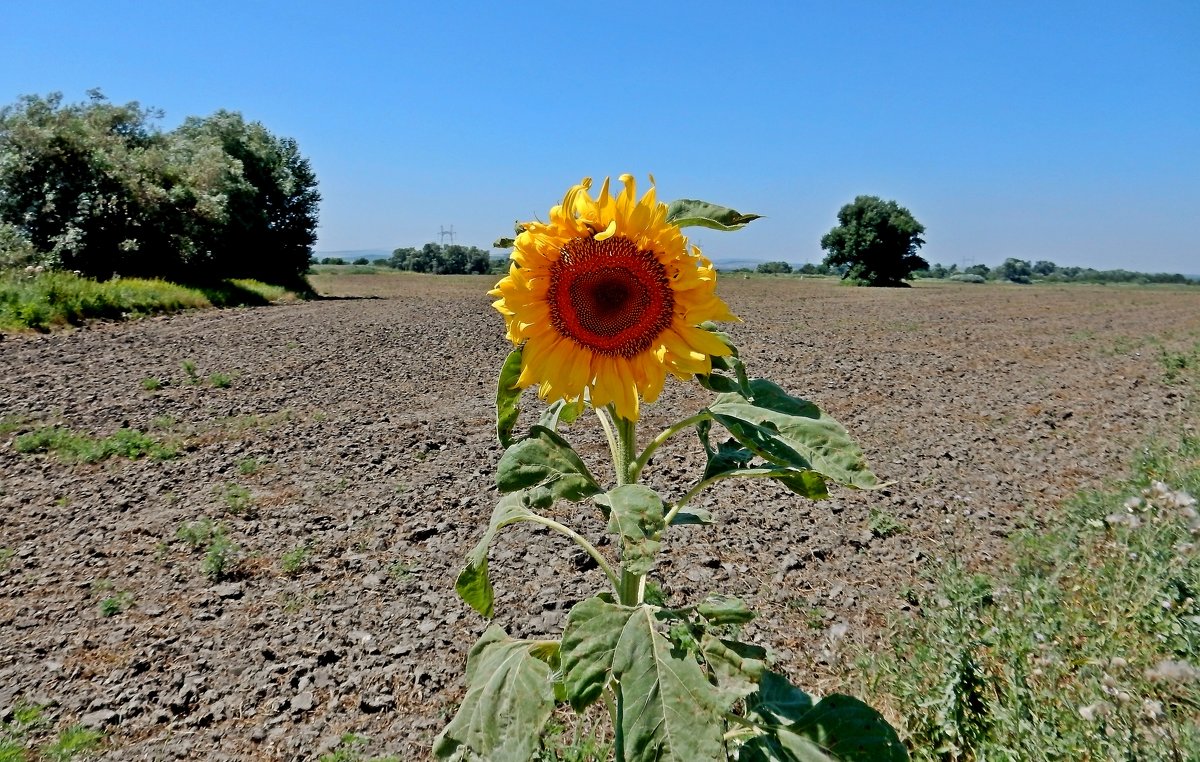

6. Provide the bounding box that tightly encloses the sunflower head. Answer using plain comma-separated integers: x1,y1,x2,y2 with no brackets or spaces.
490,175,738,422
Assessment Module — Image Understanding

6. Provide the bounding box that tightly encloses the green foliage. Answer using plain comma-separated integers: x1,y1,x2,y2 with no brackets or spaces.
219,483,253,515
991,257,1033,284
280,542,312,576
317,732,403,762
820,196,927,287
0,91,319,285
181,360,200,384
920,259,1193,285
664,199,762,231
0,270,296,332
868,508,906,538
99,590,133,617
871,435,1200,760
141,376,163,391
13,425,176,462
385,242,494,274
1158,343,1199,384
434,626,558,761
43,725,103,761
756,261,793,274
176,519,240,581
208,372,233,388
237,457,261,475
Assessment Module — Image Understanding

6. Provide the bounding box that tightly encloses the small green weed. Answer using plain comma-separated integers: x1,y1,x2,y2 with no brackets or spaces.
0,547,14,572
1159,343,1199,384
868,508,907,538
181,360,200,384
202,532,239,581
219,483,253,516
208,372,233,388
280,542,312,576
387,559,422,580
175,518,217,549
140,377,163,391
176,520,240,581
237,457,261,475
317,732,401,762
99,590,133,617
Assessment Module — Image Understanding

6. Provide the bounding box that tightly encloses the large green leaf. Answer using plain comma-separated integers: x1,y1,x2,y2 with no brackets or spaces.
708,379,878,490
433,626,556,761
666,199,763,231
559,596,636,711
748,671,814,725
597,484,666,575
697,420,830,499
496,425,602,502
612,606,725,761
496,348,523,448
741,673,908,762
700,634,767,710
455,492,535,618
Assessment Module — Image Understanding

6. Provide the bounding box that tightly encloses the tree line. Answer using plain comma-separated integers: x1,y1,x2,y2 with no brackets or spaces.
0,91,319,287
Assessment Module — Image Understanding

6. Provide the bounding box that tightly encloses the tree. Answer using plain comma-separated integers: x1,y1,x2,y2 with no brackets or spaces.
819,195,927,286
756,261,792,274
993,257,1033,284
0,92,319,286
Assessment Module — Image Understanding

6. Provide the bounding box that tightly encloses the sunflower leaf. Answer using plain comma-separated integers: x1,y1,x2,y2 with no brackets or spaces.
598,484,666,576
707,379,878,490
612,606,725,761
665,199,763,231
433,625,557,761
560,596,637,711
742,676,909,762
496,348,523,448
455,491,537,618
496,425,602,502
700,634,768,710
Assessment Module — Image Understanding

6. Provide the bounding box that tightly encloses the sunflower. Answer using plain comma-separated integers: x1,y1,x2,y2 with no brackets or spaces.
490,175,737,421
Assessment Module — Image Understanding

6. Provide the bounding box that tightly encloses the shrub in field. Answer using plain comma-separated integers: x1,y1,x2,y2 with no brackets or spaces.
435,176,904,761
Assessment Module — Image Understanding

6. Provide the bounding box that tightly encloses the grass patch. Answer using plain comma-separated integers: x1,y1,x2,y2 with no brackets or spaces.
208,372,233,388
13,426,177,463
140,376,163,391
864,435,1200,759
0,270,302,332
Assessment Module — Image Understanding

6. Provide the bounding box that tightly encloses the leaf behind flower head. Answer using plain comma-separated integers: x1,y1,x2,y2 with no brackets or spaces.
666,199,763,231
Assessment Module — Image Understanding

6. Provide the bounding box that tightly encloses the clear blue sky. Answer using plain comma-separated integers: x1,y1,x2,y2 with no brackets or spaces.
3,1,1197,272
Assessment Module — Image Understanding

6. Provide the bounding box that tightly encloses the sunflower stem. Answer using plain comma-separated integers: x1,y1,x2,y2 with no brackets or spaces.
612,413,645,608
594,405,620,479
629,411,713,482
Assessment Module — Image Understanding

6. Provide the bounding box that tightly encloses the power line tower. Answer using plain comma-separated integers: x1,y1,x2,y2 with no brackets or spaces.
439,225,456,246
